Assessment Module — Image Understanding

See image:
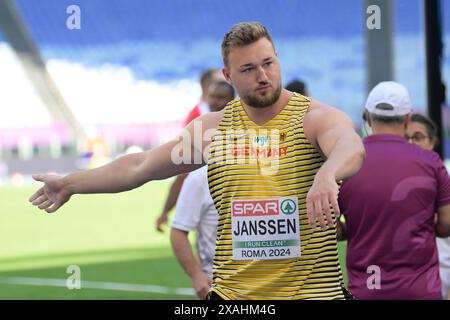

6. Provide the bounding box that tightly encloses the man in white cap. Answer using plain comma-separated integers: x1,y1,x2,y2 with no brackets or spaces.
337,81,450,299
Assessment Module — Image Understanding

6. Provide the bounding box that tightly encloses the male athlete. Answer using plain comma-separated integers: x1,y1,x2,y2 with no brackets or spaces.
29,22,365,300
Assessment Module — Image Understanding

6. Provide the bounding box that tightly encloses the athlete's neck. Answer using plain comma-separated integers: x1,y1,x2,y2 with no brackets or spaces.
243,89,292,126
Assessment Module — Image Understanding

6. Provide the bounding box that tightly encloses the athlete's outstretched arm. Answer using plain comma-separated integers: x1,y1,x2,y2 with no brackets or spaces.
28,113,221,213
304,100,365,229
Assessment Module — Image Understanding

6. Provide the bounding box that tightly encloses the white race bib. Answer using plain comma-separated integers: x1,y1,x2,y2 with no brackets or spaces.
231,197,301,260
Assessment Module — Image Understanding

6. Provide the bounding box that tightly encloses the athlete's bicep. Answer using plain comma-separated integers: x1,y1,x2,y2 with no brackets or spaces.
133,111,222,183
307,104,359,158
134,137,203,184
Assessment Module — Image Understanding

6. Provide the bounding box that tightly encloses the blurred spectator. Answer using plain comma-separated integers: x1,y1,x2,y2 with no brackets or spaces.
170,166,216,300
205,81,235,112
182,69,225,126
285,79,308,96
155,68,224,232
406,113,439,152
407,113,450,300
169,81,234,300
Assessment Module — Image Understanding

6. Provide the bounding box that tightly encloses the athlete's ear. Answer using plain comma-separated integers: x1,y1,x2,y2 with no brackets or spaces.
222,67,232,85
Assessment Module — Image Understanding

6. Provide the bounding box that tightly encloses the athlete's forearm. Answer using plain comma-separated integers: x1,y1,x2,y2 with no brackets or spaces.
318,134,365,182
63,139,198,196
170,228,204,279
62,151,147,195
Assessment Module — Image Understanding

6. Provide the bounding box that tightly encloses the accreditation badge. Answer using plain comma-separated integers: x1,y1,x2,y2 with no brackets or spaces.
231,197,301,260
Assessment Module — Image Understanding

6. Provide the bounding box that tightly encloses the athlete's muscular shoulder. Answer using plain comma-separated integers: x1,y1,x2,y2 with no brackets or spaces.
183,109,225,160
184,109,224,138
199,109,225,131
303,99,353,150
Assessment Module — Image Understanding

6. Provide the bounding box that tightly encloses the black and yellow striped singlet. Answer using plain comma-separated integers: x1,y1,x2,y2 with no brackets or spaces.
207,93,345,300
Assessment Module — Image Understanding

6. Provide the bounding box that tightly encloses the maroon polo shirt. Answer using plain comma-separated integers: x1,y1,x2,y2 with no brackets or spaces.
339,134,450,300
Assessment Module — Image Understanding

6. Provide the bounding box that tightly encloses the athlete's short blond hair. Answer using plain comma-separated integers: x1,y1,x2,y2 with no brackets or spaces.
221,22,275,67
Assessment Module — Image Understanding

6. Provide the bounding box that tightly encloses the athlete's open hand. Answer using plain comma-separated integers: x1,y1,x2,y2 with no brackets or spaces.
29,174,72,213
306,172,340,230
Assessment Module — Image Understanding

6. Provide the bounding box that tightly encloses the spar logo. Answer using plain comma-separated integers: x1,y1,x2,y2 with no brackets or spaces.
232,200,279,217
280,199,296,215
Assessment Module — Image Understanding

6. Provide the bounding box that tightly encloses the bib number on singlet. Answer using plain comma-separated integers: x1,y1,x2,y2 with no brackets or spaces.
231,197,301,261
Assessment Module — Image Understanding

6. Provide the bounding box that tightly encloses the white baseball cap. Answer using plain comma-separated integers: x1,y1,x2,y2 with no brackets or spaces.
365,81,412,116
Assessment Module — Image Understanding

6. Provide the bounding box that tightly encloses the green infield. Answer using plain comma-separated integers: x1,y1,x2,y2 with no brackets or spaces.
0,179,347,299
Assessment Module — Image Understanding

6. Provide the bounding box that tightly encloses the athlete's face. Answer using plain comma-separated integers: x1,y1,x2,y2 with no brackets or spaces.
406,121,435,151
223,38,282,109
